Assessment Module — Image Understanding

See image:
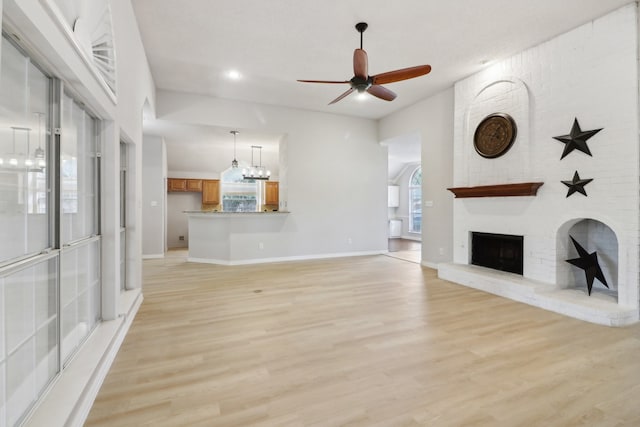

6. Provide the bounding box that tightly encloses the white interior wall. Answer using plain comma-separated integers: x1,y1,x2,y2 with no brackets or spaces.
142,135,165,257
153,90,387,259
111,0,156,294
378,88,455,266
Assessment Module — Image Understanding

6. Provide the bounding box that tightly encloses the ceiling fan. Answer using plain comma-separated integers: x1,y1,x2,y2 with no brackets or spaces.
298,22,432,105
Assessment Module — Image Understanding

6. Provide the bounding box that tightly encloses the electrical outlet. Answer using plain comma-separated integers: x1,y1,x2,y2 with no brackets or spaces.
259,242,264,250
347,237,353,244
179,235,185,241
439,247,444,255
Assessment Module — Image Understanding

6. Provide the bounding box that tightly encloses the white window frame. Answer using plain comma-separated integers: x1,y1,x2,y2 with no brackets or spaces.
409,166,422,234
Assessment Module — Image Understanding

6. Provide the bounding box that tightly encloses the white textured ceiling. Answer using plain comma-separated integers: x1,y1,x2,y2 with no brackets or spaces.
132,0,631,120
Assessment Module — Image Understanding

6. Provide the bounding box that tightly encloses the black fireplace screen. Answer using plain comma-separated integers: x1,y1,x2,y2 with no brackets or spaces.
471,232,523,275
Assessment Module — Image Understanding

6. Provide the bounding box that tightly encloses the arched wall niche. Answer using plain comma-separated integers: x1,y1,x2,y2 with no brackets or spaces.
556,217,618,300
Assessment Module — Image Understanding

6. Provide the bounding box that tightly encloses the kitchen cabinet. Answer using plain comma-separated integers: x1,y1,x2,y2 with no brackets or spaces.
168,178,187,192
202,180,220,205
186,179,202,192
265,181,279,206
168,178,204,192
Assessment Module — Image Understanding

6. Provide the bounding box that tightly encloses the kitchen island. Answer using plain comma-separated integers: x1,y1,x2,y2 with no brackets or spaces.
185,211,291,265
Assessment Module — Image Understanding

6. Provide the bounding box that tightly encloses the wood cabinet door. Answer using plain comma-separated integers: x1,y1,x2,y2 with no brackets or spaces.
202,180,220,204
186,179,203,192
168,178,187,192
265,181,279,206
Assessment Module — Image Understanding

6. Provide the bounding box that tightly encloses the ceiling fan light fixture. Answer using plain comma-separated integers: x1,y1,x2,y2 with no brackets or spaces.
227,70,242,80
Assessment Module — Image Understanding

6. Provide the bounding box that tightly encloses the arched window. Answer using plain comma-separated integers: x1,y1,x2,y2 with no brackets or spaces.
409,167,422,233
220,166,258,212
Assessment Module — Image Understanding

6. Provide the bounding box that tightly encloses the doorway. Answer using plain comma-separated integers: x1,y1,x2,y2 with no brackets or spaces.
381,133,422,264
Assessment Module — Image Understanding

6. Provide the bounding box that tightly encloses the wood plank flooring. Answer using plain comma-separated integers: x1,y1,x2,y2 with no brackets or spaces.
387,238,421,252
85,252,640,426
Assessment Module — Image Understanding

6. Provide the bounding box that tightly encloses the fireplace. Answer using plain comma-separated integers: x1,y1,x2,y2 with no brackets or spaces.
471,232,523,275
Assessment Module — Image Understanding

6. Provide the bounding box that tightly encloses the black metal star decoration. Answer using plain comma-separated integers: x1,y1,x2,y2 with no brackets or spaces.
553,118,603,159
565,236,609,296
561,171,593,197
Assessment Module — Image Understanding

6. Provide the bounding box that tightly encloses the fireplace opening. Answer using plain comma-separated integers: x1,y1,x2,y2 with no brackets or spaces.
471,232,523,275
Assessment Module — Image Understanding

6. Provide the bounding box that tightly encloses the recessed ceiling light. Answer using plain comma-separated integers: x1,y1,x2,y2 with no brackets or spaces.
227,70,242,80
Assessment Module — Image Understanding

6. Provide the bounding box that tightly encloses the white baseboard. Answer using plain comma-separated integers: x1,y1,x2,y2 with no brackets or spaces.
24,291,143,427
421,261,438,269
142,253,164,259
401,235,422,242
188,250,387,266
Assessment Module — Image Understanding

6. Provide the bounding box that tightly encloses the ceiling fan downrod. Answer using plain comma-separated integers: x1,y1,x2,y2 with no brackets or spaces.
355,22,368,49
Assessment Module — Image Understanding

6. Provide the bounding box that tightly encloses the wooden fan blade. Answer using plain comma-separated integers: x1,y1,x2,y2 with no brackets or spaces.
329,88,355,105
353,49,368,80
372,65,432,85
367,85,397,102
297,79,350,84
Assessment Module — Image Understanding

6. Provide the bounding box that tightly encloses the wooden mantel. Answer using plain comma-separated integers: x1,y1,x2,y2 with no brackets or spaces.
447,182,544,198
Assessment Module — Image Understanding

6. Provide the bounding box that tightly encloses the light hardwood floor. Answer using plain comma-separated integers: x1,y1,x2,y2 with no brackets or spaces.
86,253,640,426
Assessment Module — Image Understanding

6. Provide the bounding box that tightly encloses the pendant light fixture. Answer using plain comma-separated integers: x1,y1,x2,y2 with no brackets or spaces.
230,130,239,168
9,127,28,166
35,112,46,168
242,145,271,180
5,126,35,168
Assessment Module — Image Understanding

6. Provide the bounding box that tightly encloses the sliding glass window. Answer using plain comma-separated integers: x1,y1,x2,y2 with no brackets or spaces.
0,34,57,427
0,35,50,264
60,94,98,243
0,32,102,426
120,142,126,291
60,94,101,365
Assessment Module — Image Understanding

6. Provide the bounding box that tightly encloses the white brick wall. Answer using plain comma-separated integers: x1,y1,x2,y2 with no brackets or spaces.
451,4,639,310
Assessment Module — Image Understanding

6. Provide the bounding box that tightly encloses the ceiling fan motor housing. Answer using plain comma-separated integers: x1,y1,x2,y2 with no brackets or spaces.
350,76,373,92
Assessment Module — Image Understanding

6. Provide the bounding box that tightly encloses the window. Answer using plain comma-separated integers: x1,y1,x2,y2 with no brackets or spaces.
0,33,58,427
409,167,422,234
0,32,102,425
0,37,51,264
221,167,258,212
120,142,127,291
59,93,101,364
60,94,99,242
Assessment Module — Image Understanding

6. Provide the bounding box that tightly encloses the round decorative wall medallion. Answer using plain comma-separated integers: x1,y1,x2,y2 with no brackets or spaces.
473,113,517,158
